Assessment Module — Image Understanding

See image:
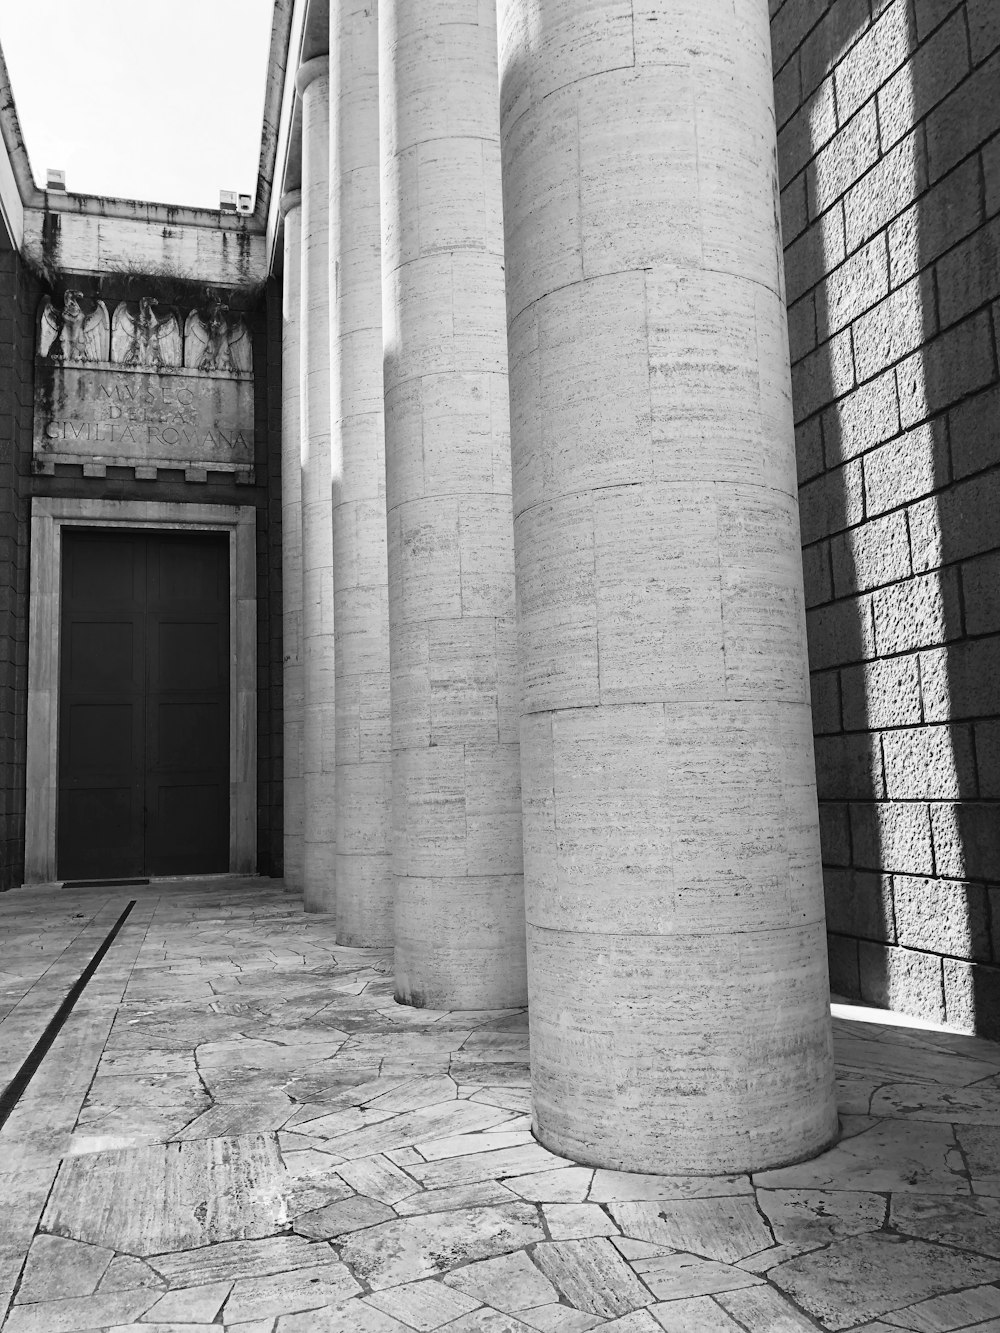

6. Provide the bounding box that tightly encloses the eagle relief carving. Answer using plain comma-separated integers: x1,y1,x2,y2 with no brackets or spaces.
184,293,252,374
111,298,182,369
38,291,110,362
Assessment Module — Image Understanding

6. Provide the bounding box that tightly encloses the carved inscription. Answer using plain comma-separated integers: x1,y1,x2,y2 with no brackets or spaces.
36,366,254,468
33,288,254,475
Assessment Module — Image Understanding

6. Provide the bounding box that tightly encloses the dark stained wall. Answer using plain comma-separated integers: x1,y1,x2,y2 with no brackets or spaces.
0,256,284,885
0,232,38,888
772,0,1000,1035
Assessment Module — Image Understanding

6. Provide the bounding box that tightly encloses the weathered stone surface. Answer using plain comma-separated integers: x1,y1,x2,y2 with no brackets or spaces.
531,1238,654,1319
224,1261,361,1323
41,1136,287,1256
769,1234,1000,1330
34,364,253,473
2,1288,156,1333
609,1198,774,1264
363,1279,480,1332
293,1194,395,1239
630,1252,763,1301
754,1120,969,1194
338,1204,544,1289
890,1194,1000,1258
150,1235,337,1287
756,1189,887,1244
15,1233,114,1303
445,1252,558,1313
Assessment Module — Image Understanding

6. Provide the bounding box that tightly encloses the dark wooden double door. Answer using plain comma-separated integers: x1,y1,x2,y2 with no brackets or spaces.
58,529,230,880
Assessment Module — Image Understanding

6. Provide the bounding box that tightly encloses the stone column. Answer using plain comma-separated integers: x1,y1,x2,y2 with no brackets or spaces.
381,1,526,1008
280,189,305,892
331,0,393,946
499,0,838,1172
298,55,337,913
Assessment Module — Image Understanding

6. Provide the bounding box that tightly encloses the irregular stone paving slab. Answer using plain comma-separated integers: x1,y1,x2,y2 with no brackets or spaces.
42,1135,287,1255
150,1235,337,1286
517,1305,603,1331
542,1203,620,1239
737,1241,824,1273
715,1284,824,1330
15,1233,114,1302
870,1081,1000,1123
531,1238,655,1319
362,1075,459,1114
613,1237,672,1260
648,1296,746,1330
335,1154,421,1204
363,1278,481,1330
277,1295,415,1330
141,1279,232,1322
293,1194,396,1238
173,1098,296,1140
834,1035,1000,1086
769,1234,1000,1330
104,1324,220,1332
470,1089,532,1114
836,1073,883,1115
98,1254,165,1292
1,1287,156,1333
431,1313,536,1332
881,1282,1000,1331
505,1168,594,1202
221,1259,361,1323
890,1194,1000,1258
589,1170,752,1203
410,1143,568,1190
283,1171,356,1219
284,1106,376,1137
630,1251,764,1300
756,1188,888,1244
417,1131,535,1161
597,1314,662,1332
450,1061,531,1086
338,1203,545,1290
609,1197,773,1264
444,1251,559,1312
753,1120,970,1195
393,1180,518,1216
955,1123,1000,1188
315,1101,511,1158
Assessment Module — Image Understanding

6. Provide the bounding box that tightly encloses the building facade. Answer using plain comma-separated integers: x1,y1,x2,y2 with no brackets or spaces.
0,0,996,1176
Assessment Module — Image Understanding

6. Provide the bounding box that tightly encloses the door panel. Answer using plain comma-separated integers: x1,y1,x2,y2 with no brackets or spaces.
58,529,230,880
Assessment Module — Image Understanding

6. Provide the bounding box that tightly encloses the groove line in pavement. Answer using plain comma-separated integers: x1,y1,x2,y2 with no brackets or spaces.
0,900,137,1131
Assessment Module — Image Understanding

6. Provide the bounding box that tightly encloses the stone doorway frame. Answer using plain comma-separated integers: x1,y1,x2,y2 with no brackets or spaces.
25,497,257,884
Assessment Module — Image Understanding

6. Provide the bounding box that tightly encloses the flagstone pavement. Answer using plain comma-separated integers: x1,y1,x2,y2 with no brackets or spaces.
2,879,1000,1333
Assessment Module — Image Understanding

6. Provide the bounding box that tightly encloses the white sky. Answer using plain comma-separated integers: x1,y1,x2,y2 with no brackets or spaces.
0,0,275,209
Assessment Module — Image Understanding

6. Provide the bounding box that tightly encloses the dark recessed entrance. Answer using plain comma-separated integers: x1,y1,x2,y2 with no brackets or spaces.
57,528,230,880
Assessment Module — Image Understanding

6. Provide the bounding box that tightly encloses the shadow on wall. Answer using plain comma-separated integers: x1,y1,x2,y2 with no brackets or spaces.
778,0,1000,1037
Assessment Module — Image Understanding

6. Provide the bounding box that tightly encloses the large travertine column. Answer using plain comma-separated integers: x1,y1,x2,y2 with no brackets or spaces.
298,56,337,913
381,1,526,1008
280,189,305,892
331,0,393,946
499,0,838,1171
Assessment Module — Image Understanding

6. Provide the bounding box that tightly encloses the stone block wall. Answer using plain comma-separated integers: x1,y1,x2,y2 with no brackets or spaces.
772,0,1000,1035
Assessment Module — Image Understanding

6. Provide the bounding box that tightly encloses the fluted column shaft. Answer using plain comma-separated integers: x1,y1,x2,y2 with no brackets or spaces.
499,0,838,1171
298,56,337,913
330,1,393,946
380,0,526,1007
280,191,305,892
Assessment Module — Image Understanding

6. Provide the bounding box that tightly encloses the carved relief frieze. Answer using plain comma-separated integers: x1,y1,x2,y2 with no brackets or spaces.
33,288,255,481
